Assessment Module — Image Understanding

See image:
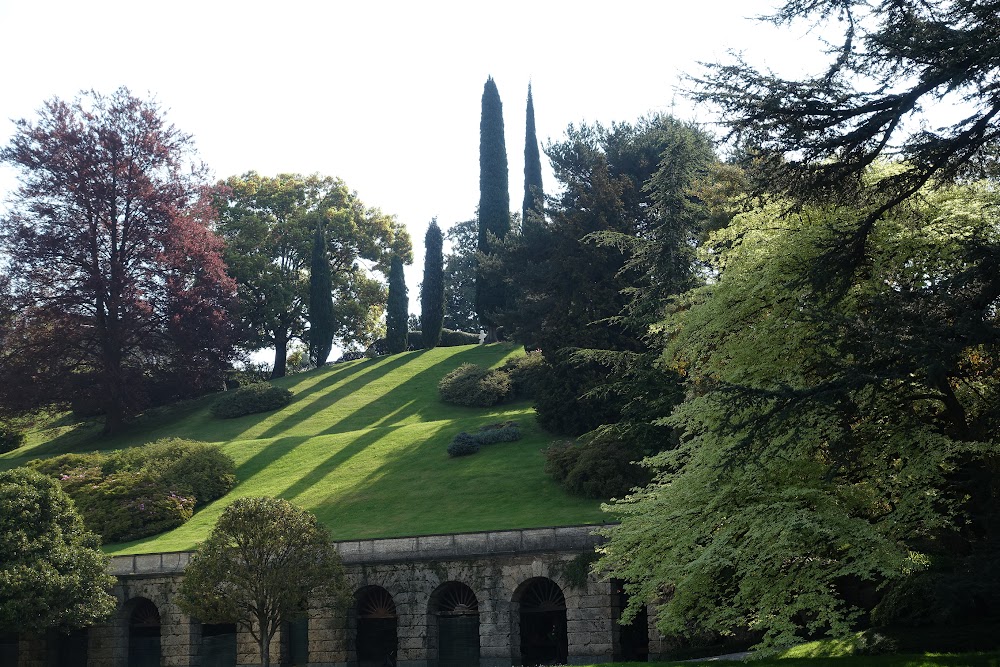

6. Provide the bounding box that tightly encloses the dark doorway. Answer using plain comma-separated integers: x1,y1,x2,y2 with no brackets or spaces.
518,578,567,666
1,633,17,667
201,622,236,667
613,580,649,662
432,582,480,667
356,586,397,667
52,627,89,667
128,598,161,667
284,617,308,666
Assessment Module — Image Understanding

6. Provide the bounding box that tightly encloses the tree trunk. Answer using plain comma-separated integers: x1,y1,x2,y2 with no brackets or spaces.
272,328,288,379
259,633,270,667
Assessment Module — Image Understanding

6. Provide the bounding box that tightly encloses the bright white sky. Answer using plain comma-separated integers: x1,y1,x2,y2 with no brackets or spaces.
0,0,830,321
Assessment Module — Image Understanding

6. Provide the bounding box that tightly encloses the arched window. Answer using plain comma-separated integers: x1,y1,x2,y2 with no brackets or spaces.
355,586,397,667
127,598,161,667
515,578,567,666
430,582,479,667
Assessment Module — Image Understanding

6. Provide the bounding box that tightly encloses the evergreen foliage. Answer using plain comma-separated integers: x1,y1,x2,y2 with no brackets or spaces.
522,83,544,233
476,77,511,340
443,220,479,332
308,223,335,366
178,497,347,667
437,362,512,407
0,468,117,634
211,383,293,419
420,219,445,348
386,255,409,354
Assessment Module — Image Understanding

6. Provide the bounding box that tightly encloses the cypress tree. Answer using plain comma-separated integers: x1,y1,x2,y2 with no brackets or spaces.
420,219,445,349
308,222,334,366
386,254,408,354
475,76,510,342
522,83,544,233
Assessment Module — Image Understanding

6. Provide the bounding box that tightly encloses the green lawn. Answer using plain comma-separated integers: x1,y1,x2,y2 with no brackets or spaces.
582,656,1000,667
1,344,606,555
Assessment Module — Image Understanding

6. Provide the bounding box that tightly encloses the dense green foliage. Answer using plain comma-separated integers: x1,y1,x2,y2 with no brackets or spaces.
0,467,116,633
522,83,544,232
0,423,24,454
499,349,546,400
438,362,512,407
447,421,521,457
178,497,347,667
386,255,409,354
598,182,1000,647
28,439,235,542
446,432,481,457
476,77,511,340
421,220,445,348
440,329,481,346
308,223,335,366
215,172,409,377
544,436,649,500
211,384,293,419
443,219,479,332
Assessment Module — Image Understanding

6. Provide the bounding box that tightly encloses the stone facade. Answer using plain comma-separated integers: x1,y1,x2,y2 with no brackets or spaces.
14,525,662,667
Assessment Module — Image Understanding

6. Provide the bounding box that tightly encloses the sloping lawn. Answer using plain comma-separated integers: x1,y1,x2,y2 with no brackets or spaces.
583,655,1000,667
1,344,606,554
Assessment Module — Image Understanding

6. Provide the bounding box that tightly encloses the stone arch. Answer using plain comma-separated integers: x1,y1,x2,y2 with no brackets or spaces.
354,585,398,667
511,577,567,666
427,581,480,667
125,597,161,667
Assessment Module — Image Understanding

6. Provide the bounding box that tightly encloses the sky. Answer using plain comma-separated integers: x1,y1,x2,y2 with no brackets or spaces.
0,0,831,338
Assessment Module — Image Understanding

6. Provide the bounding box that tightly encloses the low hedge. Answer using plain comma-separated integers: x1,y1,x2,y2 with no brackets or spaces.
29,438,236,543
446,432,481,457
211,383,292,419
447,421,522,457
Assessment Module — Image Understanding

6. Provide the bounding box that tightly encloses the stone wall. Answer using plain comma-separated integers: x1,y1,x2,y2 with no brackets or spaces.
15,525,660,667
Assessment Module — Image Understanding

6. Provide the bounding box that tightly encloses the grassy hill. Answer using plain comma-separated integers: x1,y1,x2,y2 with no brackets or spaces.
0,344,606,555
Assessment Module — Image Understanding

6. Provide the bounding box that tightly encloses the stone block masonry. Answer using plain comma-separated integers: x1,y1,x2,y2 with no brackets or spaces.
13,524,665,667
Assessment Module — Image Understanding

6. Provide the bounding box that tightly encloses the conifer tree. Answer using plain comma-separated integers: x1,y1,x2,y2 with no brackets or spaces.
420,219,445,349
522,83,544,233
475,76,510,342
308,223,334,366
386,255,408,354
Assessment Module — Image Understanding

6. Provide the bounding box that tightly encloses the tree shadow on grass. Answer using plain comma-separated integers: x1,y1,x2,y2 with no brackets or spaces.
258,345,516,441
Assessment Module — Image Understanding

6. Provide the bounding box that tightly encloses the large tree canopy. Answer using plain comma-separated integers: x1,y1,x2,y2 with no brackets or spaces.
443,219,479,333
0,88,235,433
599,178,1000,646
0,468,116,634
215,172,410,377
693,0,1000,267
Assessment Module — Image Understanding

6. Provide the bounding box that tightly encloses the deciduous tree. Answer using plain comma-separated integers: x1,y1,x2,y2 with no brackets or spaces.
0,468,116,634
420,219,445,348
443,219,479,332
0,88,235,433
215,172,410,377
178,497,346,667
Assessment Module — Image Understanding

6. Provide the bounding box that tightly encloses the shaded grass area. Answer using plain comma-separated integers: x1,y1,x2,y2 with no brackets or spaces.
2,345,606,555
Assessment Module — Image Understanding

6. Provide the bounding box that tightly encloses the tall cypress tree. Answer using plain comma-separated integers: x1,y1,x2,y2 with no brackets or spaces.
522,83,544,233
308,222,334,366
420,219,445,349
475,76,510,342
386,254,408,354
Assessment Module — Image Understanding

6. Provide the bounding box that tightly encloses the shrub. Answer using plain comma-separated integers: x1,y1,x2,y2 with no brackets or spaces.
28,439,235,542
0,423,25,453
211,383,292,419
475,421,521,444
438,363,512,407
500,350,547,399
406,330,424,349
544,436,650,499
335,350,366,363
439,329,480,346
365,338,388,358
447,432,481,457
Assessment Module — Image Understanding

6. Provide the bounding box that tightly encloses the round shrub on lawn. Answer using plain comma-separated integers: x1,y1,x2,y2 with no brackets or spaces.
438,363,512,407
211,383,292,419
447,432,481,457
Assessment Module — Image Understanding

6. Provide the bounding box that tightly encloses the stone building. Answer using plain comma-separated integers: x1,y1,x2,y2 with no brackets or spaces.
9,525,667,667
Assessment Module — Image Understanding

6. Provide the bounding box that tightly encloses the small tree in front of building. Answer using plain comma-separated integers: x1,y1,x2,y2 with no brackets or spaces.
178,497,347,667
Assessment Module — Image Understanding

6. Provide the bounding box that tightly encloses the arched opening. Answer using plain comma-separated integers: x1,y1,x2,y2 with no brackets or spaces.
0,632,17,666
127,598,161,667
516,578,567,666
430,582,479,667
612,579,649,662
201,622,237,667
52,627,89,667
355,586,397,667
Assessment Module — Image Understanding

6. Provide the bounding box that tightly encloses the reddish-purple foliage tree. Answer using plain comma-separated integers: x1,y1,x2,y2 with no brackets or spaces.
0,88,236,433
